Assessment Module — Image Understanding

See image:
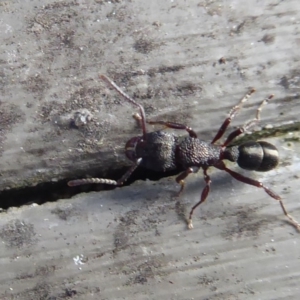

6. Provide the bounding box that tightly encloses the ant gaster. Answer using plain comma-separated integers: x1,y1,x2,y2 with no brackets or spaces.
68,75,300,230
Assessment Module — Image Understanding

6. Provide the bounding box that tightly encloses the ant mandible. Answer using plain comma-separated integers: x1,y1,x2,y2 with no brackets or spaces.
68,75,300,231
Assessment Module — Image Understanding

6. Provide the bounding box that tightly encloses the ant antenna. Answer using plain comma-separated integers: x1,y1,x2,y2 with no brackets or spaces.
99,75,147,139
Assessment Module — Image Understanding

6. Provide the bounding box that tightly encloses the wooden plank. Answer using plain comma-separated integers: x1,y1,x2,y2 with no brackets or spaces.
1,1,300,298
1,0,300,190
1,134,299,299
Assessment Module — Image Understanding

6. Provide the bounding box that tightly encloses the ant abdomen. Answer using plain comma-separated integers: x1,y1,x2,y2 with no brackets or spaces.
237,141,279,172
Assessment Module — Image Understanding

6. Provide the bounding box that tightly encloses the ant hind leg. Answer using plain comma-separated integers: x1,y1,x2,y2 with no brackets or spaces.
215,161,300,231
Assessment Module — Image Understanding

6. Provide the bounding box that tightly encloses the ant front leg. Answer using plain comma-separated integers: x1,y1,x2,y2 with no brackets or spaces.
147,120,197,138
215,161,300,230
211,89,255,144
68,159,141,187
222,93,274,147
188,168,211,229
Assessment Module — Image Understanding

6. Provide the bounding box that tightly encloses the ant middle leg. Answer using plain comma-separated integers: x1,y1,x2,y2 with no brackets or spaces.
215,161,300,230
222,93,274,147
188,168,211,229
211,88,256,144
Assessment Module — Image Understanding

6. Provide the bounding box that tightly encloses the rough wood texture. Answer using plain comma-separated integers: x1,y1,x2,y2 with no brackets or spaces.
0,0,299,190
1,135,300,299
1,1,300,299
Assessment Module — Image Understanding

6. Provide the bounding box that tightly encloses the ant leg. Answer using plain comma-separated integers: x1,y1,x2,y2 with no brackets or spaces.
215,161,300,230
175,167,199,195
147,120,197,138
222,94,274,147
211,89,255,144
188,168,211,229
68,159,141,187
100,75,147,139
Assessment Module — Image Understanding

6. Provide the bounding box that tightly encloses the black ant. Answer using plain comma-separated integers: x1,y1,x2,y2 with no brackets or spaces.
68,75,300,230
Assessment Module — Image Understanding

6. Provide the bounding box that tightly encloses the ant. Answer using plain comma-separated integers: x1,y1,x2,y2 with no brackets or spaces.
68,75,300,231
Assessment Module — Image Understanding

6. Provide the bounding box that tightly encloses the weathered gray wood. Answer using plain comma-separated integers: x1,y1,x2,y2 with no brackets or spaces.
1,134,300,299
0,0,300,191
1,1,300,299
